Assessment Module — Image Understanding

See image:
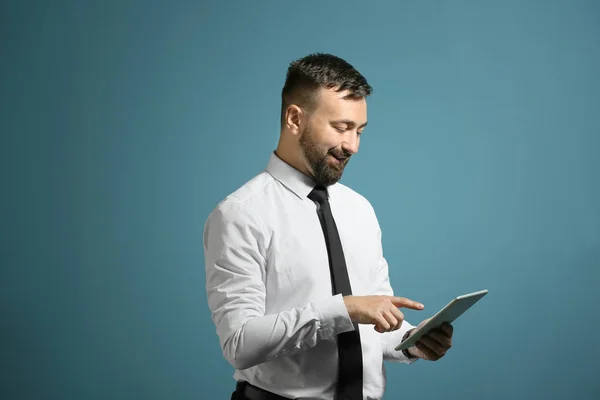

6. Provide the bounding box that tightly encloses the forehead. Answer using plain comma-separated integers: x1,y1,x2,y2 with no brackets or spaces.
313,88,367,120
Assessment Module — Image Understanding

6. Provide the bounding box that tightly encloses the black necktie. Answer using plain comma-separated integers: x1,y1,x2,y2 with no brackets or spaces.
308,185,363,400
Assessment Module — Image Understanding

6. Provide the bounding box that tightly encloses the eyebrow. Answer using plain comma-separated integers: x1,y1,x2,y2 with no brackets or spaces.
330,119,368,129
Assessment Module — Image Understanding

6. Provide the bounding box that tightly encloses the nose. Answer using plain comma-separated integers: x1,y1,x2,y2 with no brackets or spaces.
342,131,360,155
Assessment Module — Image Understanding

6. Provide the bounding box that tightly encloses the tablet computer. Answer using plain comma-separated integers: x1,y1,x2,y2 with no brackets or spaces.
395,289,488,351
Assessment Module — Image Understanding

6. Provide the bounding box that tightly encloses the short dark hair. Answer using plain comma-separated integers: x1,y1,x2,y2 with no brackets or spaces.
280,53,372,127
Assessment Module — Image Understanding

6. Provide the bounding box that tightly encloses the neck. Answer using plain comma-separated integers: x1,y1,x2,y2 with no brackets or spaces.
274,141,314,182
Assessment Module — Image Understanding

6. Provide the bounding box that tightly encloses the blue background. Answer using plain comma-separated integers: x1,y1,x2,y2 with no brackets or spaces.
1,1,599,399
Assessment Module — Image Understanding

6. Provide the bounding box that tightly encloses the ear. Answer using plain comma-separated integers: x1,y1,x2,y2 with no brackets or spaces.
284,105,304,136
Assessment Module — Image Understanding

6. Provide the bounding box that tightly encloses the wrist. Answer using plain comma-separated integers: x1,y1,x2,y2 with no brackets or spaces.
342,295,355,322
401,328,418,360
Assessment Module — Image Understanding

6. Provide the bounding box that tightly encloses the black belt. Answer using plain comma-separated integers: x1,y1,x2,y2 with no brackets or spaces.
232,381,292,400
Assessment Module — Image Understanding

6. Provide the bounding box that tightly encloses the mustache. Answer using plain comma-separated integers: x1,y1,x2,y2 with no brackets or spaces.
328,149,352,159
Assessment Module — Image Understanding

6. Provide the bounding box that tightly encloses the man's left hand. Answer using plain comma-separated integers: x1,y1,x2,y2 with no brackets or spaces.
407,320,453,361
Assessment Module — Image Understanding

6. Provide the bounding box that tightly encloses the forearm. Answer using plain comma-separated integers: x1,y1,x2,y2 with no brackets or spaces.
214,293,354,370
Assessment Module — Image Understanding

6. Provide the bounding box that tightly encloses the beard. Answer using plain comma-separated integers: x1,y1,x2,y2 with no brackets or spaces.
299,123,351,187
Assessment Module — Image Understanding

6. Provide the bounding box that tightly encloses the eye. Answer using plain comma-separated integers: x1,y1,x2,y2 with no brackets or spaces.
334,126,347,133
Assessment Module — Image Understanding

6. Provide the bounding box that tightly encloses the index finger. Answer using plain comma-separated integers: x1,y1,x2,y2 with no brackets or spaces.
390,296,424,310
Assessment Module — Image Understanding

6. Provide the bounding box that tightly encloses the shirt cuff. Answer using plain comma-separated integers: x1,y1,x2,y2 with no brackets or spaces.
384,321,420,364
399,328,420,364
312,294,355,340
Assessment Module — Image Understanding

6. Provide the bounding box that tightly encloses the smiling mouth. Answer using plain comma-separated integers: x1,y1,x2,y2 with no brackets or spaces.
329,154,348,163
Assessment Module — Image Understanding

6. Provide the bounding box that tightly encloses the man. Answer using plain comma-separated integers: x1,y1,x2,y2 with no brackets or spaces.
204,53,453,400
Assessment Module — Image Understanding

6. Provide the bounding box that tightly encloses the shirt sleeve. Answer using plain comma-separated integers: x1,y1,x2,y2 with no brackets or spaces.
372,227,419,364
203,200,355,371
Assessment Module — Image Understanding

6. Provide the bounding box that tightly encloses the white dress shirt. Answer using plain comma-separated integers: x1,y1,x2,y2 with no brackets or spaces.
204,152,416,400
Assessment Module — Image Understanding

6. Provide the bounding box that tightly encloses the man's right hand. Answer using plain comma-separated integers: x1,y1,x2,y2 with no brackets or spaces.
343,296,424,333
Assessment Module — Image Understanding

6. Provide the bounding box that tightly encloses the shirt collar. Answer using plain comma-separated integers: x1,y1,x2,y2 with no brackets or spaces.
266,151,326,201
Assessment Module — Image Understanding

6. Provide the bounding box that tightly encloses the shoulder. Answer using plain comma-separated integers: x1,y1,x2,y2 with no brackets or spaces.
203,171,277,252
205,170,274,228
